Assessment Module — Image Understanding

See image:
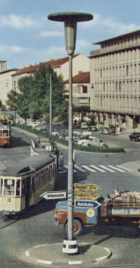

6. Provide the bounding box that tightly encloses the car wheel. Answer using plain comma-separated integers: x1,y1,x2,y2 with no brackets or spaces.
102,145,107,148
64,219,83,236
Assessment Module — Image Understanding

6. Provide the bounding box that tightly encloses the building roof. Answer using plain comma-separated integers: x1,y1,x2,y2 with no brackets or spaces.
94,29,140,45
0,68,18,75
65,71,90,84
12,54,80,76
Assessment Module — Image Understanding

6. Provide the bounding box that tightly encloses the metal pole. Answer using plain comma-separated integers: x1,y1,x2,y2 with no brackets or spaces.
50,75,52,134
68,55,73,240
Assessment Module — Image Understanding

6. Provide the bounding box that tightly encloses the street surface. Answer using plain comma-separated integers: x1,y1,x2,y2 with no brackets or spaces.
0,127,139,267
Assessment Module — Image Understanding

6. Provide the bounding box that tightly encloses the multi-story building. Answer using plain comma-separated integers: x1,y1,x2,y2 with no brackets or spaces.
65,71,90,121
90,29,140,130
12,54,90,93
0,69,18,105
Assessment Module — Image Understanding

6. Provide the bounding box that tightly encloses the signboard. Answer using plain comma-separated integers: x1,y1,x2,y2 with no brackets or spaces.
111,208,140,216
41,191,67,200
75,199,101,208
75,192,100,200
75,183,100,192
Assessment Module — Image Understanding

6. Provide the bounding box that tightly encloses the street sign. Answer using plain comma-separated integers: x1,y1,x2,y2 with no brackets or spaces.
75,183,100,192
75,192,100,200
41,191,67,200
75,199,101,208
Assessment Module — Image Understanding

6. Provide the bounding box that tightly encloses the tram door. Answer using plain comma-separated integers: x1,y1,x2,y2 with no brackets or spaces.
25,176,31,208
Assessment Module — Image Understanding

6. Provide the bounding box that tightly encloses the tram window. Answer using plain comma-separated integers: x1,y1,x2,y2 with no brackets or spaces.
3,130,8,136
50,165,54,178
36,173,40,188
0,179,3,194
45,168,49,182
4,179,15,195
32,176,35,191
16,180,20,196
22,179,25,195
41,170,45,184
0,131,2,136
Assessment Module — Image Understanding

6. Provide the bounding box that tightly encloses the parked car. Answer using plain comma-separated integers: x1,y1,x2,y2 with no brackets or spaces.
89,126,99,132
35,125,49,132
81,138,108,148
99,127,111,135
78,136,97,145
129,132,140,141
81,122,88,129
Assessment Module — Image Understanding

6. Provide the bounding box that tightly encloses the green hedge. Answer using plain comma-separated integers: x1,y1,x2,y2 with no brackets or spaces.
15,124,124,153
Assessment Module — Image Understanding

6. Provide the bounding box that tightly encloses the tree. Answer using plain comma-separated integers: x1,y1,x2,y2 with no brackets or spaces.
6,90,18,112
57,100,69,125
6,65,68,123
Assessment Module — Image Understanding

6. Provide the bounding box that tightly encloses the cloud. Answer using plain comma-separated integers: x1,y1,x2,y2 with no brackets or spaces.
1,15,36,29
11,45,25,53
0,43,25,54
40,31,64,37
80,13,140,35
76,39,92,51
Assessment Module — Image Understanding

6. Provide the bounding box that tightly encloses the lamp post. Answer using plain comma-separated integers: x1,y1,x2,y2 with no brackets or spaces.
50,74,52,134
48,12,93,254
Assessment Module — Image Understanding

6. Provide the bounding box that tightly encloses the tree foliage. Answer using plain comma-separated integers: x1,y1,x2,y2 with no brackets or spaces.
6,65,68,123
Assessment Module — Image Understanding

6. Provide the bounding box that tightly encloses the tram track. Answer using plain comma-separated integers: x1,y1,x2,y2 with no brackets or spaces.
0,213,18,229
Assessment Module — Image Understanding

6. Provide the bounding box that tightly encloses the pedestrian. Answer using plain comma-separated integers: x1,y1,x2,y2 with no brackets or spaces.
73,150,76,168
59,153,64,170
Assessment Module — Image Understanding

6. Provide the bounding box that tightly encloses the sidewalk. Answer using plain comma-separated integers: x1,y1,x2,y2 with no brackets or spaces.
25,242,111,267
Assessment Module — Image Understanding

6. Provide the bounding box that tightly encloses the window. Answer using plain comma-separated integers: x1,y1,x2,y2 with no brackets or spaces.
82,86,87,94
4,179,15,196
116,82,118,92
126,65,129,76
100,69,102,78
14,81,16,91
50,164,55,178
119,82,121,92
0,179,3,195
32,176,35,191
103,82,105,92
36,173,40,188
45,168,50,182
22,180,25,195
16,180,20,196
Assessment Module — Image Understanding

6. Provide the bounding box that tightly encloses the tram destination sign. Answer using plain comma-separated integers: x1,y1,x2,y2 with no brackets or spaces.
41,191,67,200
75,183,100,192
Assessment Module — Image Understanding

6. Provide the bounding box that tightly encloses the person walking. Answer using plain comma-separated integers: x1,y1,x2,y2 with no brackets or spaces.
59,153,64,170
73,150,76,168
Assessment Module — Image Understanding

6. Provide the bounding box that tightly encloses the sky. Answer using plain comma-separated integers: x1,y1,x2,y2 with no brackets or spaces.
0,0,140,70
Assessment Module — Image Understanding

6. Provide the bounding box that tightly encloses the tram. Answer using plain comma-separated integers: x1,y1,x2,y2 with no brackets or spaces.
0,154,57,215
0,124,11,147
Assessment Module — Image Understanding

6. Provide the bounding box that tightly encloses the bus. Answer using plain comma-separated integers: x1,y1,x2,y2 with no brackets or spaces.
0,154,57,215
0,124,11,147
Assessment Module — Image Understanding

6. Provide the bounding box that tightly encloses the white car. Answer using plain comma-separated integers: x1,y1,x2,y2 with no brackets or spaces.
81,122,88,129
78,137,108,148
78,136,97,145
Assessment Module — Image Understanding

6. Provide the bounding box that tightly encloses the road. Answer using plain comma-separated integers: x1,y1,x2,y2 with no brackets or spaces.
0,127,139,267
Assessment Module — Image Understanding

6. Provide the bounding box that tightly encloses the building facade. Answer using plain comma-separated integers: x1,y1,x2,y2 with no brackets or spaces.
0,69,18,105
12,54,90,94
90,29,140,130
65,71,90,122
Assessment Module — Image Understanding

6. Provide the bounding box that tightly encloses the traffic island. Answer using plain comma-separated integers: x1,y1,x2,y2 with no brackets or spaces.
25,243,112,266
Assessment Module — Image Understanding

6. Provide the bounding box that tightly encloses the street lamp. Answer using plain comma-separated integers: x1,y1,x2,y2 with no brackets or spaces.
48,12,93,254
49,74,52,134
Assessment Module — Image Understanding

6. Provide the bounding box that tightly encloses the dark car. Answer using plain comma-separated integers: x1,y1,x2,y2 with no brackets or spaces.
129,132,140,141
